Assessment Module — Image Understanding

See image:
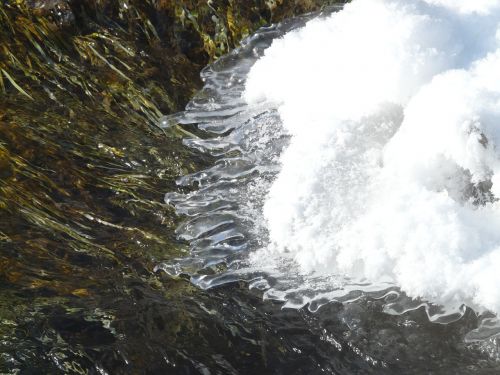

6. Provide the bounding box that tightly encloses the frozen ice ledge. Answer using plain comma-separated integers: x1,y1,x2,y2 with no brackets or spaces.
156,0,500,342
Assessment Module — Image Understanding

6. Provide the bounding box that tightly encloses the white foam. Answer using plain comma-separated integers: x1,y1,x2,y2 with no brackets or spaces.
244,0,500,313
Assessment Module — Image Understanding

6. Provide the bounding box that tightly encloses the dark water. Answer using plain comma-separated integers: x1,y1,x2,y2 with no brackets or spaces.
1,1,500,374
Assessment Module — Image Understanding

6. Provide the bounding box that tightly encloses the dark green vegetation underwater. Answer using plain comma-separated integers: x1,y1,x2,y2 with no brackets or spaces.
1,1,500,374
0,0,350,373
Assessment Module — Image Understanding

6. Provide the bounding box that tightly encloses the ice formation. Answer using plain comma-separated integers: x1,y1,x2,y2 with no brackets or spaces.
244,0,500,313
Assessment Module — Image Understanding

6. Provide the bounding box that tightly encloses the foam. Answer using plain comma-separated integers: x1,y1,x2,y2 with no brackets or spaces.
244,0,500,313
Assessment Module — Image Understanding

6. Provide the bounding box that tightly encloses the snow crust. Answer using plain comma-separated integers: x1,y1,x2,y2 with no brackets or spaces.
244,0,500,312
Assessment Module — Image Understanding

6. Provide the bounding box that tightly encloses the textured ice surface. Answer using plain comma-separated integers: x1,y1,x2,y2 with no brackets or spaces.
159,0,500,340
246,0,500,315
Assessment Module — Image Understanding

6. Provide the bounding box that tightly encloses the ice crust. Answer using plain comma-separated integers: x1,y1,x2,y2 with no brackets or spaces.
244,0,500,313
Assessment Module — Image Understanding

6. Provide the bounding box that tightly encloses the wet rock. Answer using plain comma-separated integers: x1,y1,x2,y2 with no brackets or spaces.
27,0,75,27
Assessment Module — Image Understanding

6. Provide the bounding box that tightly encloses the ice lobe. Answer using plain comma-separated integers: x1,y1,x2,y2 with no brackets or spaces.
244,0,500,313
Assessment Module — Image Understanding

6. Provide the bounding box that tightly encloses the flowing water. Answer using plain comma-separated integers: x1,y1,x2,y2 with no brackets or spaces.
4,0,500,373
